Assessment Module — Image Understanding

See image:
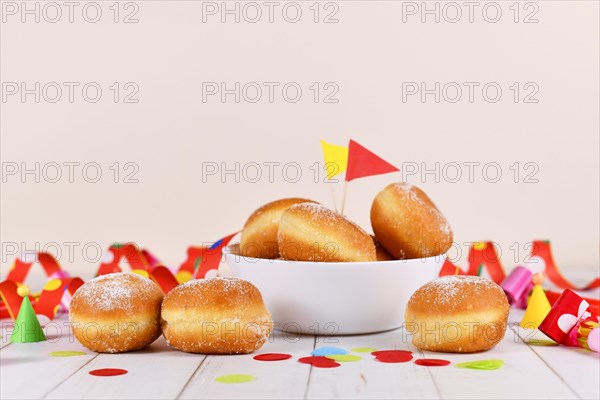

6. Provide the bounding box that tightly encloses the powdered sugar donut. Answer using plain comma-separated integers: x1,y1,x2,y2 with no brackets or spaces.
278,203,377,262
240,198,318,259
160,277,272,354
405,275,510,353
69,273,164,353
371,183,453,259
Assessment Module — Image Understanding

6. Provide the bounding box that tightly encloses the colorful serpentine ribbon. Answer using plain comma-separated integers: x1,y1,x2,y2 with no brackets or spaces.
0,238,598,321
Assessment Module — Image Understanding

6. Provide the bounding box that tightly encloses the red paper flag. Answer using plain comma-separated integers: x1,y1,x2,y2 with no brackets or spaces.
345,140,399,181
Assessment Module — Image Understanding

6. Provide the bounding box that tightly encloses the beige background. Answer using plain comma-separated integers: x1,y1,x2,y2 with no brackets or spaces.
1,1,598,281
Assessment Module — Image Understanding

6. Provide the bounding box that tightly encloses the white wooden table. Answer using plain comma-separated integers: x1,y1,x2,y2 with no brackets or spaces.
1,309,599,400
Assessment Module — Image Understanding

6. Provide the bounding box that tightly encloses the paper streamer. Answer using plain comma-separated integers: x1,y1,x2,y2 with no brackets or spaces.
531,241,599,291
439,241,599,295
6,252,62,283
0,234,237,321
3,237,596,323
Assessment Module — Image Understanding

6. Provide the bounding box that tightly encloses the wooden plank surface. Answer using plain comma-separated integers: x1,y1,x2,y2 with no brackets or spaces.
510,310,600,400
1,311,598,400
178,332,314,399
305,330,438,399
46,337,202,400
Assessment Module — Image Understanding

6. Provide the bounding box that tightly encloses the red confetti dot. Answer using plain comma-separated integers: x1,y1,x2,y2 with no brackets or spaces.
373,350,413,363
89,368,129,376
415,359,451,367
298,356,341,368
253,353,293,361
371,350,412,356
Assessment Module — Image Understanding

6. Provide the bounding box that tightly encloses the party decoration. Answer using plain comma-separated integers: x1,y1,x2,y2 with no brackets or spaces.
351,347,378,353
439,241,599,297
520,283,552,329
2,236,597,332
35,277,84,321
311,347,348,356
454,360,504,370
525,340,559,347
298,356,340,368
325,354,362,362
530,241,599,291
0,280,24,320
11,286,46,343
89,368,128,377
545,290,599,317
193,232,238,279
539,289,591,344
414,359,451,367
585,326,600,352
439,241,505,283
50,351,87,357
0,233,237,321
6,252,61,283
253,353,292,361
345,140,399,182
372,350,413,363
320,140,348,179
538,289,599,353
501,266,533,306
215,374,256,384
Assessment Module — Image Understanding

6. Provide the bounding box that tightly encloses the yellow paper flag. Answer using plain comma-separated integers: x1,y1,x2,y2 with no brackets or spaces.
320,140,348,179
520,284,552,329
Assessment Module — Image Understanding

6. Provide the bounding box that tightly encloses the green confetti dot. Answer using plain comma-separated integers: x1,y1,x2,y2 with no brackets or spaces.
351,347,378,353
526,339,558,347
325,354,362,362
455,359,504,370
215,374,256,384
50,351,87,357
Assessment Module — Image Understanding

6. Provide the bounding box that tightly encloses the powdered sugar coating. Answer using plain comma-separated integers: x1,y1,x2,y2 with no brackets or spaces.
410,275,507,311
161,277,273,354
278,203,376,262
371,182,453,259
240,197,317,259
69,272,164,353
392,183,451,237
170,277,255,308
70,272,162,313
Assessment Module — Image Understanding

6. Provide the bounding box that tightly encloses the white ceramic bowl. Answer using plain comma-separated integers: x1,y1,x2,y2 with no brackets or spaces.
224,244,445,335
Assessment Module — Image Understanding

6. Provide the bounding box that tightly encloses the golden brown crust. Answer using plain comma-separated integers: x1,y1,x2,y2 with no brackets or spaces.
372,235,395,261
69,273,164,353
240,198,318,259
371,183,453,259
278,203,377,262
405,276,510,353
160,277,272,354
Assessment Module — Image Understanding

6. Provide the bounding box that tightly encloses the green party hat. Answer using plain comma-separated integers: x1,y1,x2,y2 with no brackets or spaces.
11,287,46,343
